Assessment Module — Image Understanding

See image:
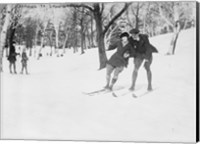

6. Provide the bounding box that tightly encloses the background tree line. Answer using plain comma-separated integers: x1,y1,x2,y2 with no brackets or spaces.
0,2,196,70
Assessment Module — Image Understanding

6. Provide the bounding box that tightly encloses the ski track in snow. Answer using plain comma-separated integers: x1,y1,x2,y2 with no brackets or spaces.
1,28,196,142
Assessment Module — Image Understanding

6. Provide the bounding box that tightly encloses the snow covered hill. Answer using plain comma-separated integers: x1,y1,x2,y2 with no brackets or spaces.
1,28,196,142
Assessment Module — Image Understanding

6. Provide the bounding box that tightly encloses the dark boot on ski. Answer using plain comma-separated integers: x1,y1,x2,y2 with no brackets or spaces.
129,86,135,91
147,85,153,91
104,84,110,90
108,86,113,91
109,78,117,91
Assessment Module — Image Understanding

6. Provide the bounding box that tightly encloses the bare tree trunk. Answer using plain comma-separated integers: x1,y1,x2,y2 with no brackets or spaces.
6,46,9,57
34,27,39,57
183,19,188,29
158,3,181,55
37,22,48,59
143,18,146,34
90,17,95,47
73,32,78,53
167,3,181,55
0,5,11,72
80,8,85,54
94,9,107,69
86,28,91,49
49,31,54,56
37,36,44,60
81,29,87,54
81,32,85,54
81,30,86,54
135,15,139,29
62,33,68,54
29,46,32,56
126,9,134,28
104,25,118,49
131,2,140,30
86,28,92,49
54,25,59,55
83,33,87,50
167,22,181,55
142,3,150,34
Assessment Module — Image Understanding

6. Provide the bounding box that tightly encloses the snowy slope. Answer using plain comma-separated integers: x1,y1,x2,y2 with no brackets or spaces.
1,28,196,142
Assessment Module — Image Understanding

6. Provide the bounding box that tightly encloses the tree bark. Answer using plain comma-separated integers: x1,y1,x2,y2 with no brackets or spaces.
73,32,78,53
167,3,181,55
183,19,188,29
34,26,39,57
29,46,32,56
90,16,95,48
86,27,91,49
37,21,48,59
0,5,11,72
104,25,118,49
142,3,150,34
80,33,85,54
135,15,139,29
94,6,107,69
9,22,18,54
80,8,85,54
54,25,59,55
62,33,68,54
49,31,54,56
134,3,140,29
167,22,181,55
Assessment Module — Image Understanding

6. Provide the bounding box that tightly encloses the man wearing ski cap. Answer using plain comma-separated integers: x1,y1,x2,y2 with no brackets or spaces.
128,28,158,91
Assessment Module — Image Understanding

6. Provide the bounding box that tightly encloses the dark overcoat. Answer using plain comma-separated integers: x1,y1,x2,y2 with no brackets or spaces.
129,34,158,60
107,41,131,67
7,45,17,63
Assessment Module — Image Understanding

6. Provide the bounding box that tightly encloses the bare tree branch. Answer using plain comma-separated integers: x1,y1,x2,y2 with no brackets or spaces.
100,3,104,15
103,3,131,35
126,9,134,27
139,2,145,9
131,4,136,16
67,3,94,12
136,3,140,16
75,7,91,17
158,3,174,28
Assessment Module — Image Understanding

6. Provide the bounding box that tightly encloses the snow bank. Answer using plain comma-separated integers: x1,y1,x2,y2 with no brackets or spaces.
1,28,196,142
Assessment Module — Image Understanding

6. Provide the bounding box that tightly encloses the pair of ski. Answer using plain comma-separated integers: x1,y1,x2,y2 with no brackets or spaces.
83,87,153,98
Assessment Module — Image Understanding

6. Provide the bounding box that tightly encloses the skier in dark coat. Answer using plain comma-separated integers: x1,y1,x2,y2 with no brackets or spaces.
128,28,158,91
7,42,19,74
105,32,132,90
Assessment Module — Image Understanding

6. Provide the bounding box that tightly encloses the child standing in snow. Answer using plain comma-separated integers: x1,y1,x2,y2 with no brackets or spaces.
105,32,132,90
20,48,29,74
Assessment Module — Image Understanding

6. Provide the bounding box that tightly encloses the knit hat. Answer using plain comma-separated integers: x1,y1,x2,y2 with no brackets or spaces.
129,28,140,34
120,32,129,38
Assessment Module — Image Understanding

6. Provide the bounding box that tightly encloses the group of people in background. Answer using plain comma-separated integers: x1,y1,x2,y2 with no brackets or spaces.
7,41,29,74
105,28,158,92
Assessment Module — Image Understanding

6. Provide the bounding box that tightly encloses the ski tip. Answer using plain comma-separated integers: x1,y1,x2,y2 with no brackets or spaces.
112,92,118,97
132,94,138,98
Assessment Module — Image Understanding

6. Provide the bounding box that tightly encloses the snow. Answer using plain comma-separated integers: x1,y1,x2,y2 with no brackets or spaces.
1,28,196,142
